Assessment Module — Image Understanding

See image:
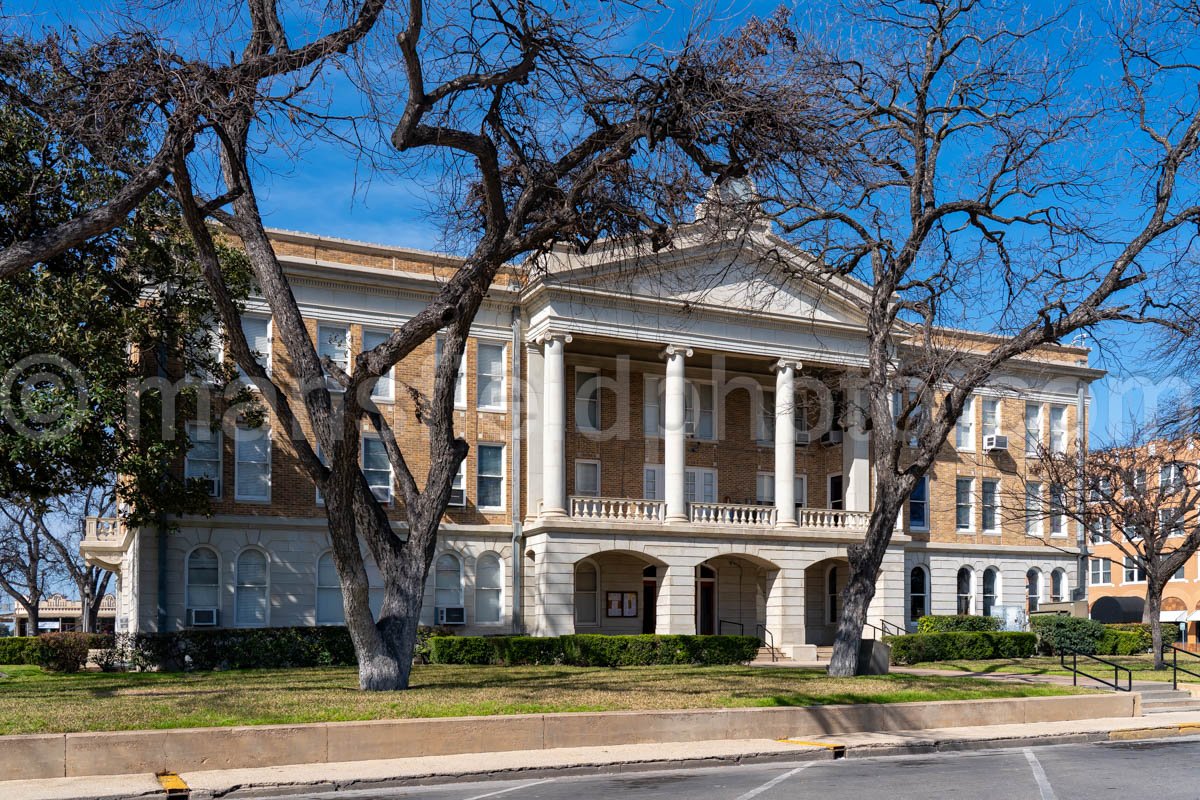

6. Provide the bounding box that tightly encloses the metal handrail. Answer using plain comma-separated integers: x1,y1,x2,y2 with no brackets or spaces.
756,623,777,662
1170,644,1200,691
1059,648,1133,692
718,618,744,636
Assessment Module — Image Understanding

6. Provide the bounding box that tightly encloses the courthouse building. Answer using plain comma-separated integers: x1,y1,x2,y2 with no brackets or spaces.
81,223,1099,659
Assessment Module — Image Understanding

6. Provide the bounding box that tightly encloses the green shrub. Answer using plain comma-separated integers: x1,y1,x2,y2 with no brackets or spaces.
916,615,1002,634
1103,622,1179,650
428,634,761,667
884,632,1037,665
1095,629,1149,656
1030,615,1105,655
0,636,42,665
35,632,91,672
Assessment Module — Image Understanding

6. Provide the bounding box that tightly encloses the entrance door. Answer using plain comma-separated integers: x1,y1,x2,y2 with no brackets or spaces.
696,565,716,635
642,580,657,634
829,474,844,510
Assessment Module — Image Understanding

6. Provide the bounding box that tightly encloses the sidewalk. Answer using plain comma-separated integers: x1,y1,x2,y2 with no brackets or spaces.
7,712,1200,800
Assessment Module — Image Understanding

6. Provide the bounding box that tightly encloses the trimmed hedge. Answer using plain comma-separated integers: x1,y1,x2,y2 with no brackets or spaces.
884,632,1037,665
104,627,358,671
37,632,91,672
916,615,1002,634
1096,629,1147,656
0,633,109,666
428,634,762,667
1104,622,1179,649
1030,616,1105,656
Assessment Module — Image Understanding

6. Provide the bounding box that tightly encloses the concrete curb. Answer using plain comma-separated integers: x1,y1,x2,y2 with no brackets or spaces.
0,692,1139,781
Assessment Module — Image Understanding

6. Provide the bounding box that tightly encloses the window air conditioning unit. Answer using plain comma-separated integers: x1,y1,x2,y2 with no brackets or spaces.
188,608,219,627
820,430,843,447
795,431,811,446
203,478,222,498
448,487,466,507
983,434,1009,452
436,606,467,625
683,420,696,436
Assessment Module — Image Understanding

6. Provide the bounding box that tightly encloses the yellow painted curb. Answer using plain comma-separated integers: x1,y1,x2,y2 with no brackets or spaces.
778,739,846,758
1108,727,1187,741
156,771,189,797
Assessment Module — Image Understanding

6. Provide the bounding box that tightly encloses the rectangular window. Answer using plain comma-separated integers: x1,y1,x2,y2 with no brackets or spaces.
982,398,1001,438
1162,463,1184,493
238,314,271,380
955,478,973,531
235,425,271,501
1049,483,1066,537
575,368,600,432
829,473,845,510
956,397,976,450
643,464,663,500
1124,556,1146,583
909,476,929,530
363,329,394,401
448,461,466,507
643,376,664,437
795,475,808,508
1134,468,1147,494
184,422,222,497
756,472,774,504
1173,559,1186,581
315,446,329,505
476,444,505,509
685,467,717,503
758,389,775,443
476,342,506,411
317,324,350,391
435,336,467,408
1025,403,1042,455
1025,482,1042,536
1049,405,1067,453
1090,558,1112,585
685,382,715,440
574,460,600,497
1090,517,1111,544
981,479,999,533
362,437,392,503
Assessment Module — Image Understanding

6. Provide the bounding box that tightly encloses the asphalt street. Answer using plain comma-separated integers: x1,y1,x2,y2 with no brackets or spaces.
269,737,1200,800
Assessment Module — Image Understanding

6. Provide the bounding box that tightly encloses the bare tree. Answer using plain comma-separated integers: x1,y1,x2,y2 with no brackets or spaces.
1030,432,1200,668
735,0,1200,676
40,488,115,633
0,499,56,635
2,1,802,688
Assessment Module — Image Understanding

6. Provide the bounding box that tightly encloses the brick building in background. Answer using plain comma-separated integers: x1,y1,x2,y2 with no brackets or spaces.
81,225,1100,659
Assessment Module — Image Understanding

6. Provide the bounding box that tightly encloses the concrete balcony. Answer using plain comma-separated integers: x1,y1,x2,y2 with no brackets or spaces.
688,502,776,527
796,507,871,532
79,516,133,570
558,497,870,535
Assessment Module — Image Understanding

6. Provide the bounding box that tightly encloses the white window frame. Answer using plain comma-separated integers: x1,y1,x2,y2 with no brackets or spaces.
908,476,929,531
448,461,466,507
1026,568,1042,612
684,380,716,441
1049,405,1067,454
1089,557,1112,586
955,477,974,532
476,341,507,412
1025,481,1043,537
982,398,1001,438
574,559,600,626
756,473,807,508
237,313,272,385
317,323,351,392
315,551,344,625
909,564,929,623
574,459,601,497
234,424,272,502
474,552,504,625
826,563,840,624
956,396,976,451
1123,556,1147,584
435,335,467,409
1051,569,1066,602
184,422,222,498
981,478,1000,534
684,467,718,503
757,388,775,444
1025,402,1043,455
643,464,663,500
361,435,393,504
1090,516,1111,545
643,375,664,438
234,547,270,628
956,567,974,615
574,366,601,433
363,328,395,402
434,552,464,608
829,472,845,511
982,567,1000,616
190,318,224,384
1049,483,1067,538
185,546,220,613
476,443,506,511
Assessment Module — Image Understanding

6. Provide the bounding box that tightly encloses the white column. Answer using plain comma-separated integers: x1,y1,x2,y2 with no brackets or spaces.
843,387,872,512
773,359,801,528
765,568,808,659
663,344,692,523
656,563,697,634
540,333,571,518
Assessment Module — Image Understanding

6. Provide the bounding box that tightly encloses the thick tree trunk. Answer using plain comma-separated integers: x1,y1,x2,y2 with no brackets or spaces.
1144,580,1165,669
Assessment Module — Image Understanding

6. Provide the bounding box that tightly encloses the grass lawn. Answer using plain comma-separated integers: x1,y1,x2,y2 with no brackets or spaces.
0,663,1088,735
912,654,1185,682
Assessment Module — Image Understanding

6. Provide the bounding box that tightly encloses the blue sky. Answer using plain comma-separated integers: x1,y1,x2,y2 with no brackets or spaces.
1,0,1189,446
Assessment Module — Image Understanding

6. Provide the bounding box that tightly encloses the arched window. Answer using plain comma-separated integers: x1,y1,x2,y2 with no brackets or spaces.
435,553,463,608
316,552,344,625
476,553,503,624
956,567,973,616
235,549,269,627
983,568,998,617
186,547,219,611
575,560,598,625
909,566,928,623
1026,568,1041,613
827,565,840,624
1051,569,1065,603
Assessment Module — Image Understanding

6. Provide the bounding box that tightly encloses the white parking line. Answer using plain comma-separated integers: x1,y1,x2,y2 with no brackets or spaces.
463,778,557,800
1023,748,1059,800
733,764,814,800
